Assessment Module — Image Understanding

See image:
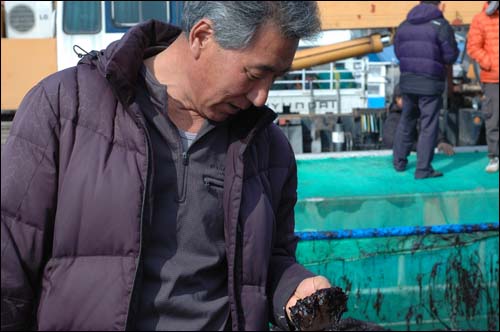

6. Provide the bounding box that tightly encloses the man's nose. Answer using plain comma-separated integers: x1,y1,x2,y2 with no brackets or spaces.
246,77,273,107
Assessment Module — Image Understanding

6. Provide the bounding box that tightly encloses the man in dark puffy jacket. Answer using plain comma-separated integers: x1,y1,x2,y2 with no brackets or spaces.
393,1,459,179
1,2,332,331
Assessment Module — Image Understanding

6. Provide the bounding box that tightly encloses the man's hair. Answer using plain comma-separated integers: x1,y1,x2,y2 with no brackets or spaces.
181,1,321,50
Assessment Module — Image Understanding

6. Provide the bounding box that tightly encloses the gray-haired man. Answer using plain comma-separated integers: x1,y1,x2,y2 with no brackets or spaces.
1,2,331,331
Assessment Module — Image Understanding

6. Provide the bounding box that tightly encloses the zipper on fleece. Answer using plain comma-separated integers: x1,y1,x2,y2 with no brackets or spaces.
176,151,189,202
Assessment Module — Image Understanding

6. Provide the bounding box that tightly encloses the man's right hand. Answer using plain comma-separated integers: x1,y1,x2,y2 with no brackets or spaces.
285,276,331,320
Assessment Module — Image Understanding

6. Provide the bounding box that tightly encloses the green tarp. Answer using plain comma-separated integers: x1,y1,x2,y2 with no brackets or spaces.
294,151,499,331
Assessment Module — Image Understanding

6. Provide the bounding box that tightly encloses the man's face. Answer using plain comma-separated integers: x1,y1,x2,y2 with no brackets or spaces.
189,21,299,122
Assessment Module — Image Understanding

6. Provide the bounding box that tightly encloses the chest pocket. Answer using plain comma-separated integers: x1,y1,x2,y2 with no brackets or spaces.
203,175,224,196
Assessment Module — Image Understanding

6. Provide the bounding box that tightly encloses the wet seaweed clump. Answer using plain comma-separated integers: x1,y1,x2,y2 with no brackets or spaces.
289,287,348,331
289,287,388,331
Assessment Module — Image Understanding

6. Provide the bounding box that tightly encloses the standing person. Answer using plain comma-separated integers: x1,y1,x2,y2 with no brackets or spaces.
1,2,332,331
467,1,499,173
393,1,459,179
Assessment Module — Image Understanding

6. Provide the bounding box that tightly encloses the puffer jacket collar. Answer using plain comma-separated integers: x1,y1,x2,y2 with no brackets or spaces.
228,105,277,154
79,19,182,108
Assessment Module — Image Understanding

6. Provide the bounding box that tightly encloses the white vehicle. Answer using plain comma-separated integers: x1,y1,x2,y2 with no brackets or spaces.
2,1,183,112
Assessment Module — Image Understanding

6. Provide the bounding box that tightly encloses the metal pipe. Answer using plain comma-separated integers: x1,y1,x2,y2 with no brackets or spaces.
291,34,391,71
296,222,499,241
335,71,341,114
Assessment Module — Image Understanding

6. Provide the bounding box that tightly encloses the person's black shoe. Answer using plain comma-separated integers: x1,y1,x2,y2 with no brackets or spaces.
415,171,443,179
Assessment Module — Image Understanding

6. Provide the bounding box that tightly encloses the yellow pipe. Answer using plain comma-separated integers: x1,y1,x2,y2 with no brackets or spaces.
291,34,389,70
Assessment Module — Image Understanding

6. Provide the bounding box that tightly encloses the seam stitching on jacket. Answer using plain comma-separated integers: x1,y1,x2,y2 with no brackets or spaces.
2,210,43,232
74,66,142,155
5,134,48,152
57,116,137,153
13,86,58,223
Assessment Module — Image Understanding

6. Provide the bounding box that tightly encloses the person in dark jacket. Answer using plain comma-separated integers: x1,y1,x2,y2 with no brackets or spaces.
393,1,459,179
0,3,332,331
382,84,455,156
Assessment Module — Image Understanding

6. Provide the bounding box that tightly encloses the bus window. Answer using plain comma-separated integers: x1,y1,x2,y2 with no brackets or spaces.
63,1,101,34
142,1,168,22
111,1,169,27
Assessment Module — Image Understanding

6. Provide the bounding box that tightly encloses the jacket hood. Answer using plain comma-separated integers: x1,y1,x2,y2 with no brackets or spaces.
483,1,500,16
79,19,182,107
407,3,443,24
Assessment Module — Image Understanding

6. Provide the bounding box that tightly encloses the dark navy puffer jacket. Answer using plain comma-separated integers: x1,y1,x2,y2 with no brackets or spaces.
395,3,459,95
1,20,314,331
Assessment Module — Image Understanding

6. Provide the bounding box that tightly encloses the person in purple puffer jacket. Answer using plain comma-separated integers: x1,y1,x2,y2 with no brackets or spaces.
393,1,459,179
1,2,332,331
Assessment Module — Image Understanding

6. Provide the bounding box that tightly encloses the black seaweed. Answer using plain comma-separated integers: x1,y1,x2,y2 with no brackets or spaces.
289,287,348,331
288,287,389,331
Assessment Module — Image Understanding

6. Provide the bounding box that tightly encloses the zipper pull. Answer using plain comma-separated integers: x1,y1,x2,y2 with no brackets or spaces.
182,152,189,166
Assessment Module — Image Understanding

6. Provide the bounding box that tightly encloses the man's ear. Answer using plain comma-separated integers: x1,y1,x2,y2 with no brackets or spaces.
188,19,215,60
